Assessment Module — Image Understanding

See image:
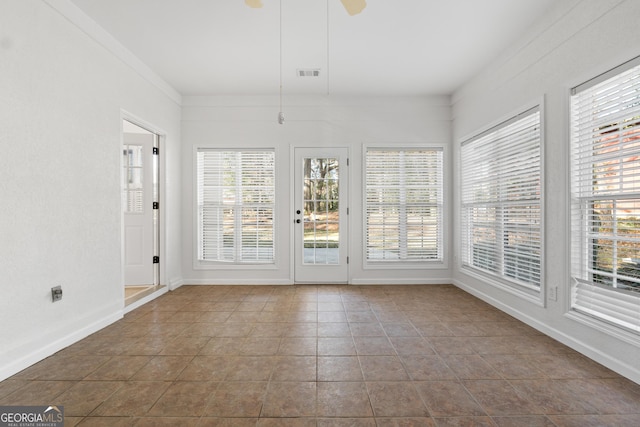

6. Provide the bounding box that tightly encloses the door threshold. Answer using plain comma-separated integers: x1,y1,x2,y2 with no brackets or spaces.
125,284,163,307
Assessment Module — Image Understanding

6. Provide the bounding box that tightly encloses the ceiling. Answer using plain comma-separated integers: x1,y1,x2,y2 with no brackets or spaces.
69,0,559,97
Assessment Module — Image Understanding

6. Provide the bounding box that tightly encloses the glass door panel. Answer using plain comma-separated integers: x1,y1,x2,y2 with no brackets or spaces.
303,157,340,264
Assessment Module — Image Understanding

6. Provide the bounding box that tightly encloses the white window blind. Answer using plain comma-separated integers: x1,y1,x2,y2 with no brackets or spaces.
461,108,542,289
196,149,275,263
570,58,640,333
365,148,443,262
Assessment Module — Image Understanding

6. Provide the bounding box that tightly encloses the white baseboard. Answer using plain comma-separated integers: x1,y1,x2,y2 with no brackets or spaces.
350,278,453,285
182,279,293,285
181,279,453,286
0,310,123,382
168,277,185,291
452,279,640,385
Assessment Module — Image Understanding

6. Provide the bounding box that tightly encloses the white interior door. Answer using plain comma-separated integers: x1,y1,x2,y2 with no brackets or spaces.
294,147,349,283
123,133,154,285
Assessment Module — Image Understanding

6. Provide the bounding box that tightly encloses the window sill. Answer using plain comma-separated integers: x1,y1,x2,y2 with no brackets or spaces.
364,260,448,270
193,262,278,271
565,310,640,348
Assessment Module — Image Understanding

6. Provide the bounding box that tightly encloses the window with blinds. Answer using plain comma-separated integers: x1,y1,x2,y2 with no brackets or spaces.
570,57,640,333
196,149,275,264
365,148,443,263
461,108,542,290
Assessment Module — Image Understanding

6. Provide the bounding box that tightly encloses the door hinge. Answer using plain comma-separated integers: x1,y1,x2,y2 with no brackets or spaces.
153,256,160,264
153,202,159,210
347,158,349,166
153,147,159,155
347,207,349,215
347,256,349,264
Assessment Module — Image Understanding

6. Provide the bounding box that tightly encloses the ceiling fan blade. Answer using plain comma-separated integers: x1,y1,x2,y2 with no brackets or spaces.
245,0,263,9
340,0,367,16
243,0,366,16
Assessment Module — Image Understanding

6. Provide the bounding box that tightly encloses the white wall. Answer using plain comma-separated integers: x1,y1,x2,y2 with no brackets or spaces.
452,0,640,384
0,0,182,380
181,95,453,285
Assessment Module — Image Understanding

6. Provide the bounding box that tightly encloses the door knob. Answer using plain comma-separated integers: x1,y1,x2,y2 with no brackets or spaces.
296,219,301,223
296,210,301,214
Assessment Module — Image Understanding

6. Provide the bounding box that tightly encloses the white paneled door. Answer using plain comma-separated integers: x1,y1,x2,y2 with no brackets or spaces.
123,133,155,285
294,147,349,283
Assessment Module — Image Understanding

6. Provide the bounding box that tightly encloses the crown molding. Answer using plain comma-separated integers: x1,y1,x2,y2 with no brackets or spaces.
43,0,182,105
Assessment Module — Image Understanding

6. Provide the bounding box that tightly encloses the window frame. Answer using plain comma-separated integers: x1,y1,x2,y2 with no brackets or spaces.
569,56,640,335
194,147,277,268
459,104,544,299
362,143,447,269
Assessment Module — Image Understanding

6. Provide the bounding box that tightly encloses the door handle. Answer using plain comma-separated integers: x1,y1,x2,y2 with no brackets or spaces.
296,219,301,224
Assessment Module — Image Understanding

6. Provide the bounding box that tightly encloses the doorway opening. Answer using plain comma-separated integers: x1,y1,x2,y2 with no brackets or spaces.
122,119,162,306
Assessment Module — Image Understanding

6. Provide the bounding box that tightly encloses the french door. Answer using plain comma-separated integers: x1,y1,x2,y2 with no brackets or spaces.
293,147,349,283
123,132,156,286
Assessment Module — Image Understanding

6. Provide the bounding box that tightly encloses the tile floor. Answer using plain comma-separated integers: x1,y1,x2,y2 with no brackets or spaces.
1,284,640,426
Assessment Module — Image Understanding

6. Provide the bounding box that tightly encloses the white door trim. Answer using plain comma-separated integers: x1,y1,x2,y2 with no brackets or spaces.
292,146,349,283
120,112,166,298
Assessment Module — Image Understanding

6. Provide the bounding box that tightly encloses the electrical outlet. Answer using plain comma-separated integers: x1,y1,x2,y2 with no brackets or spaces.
548,286,557,302
51,286,63,302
